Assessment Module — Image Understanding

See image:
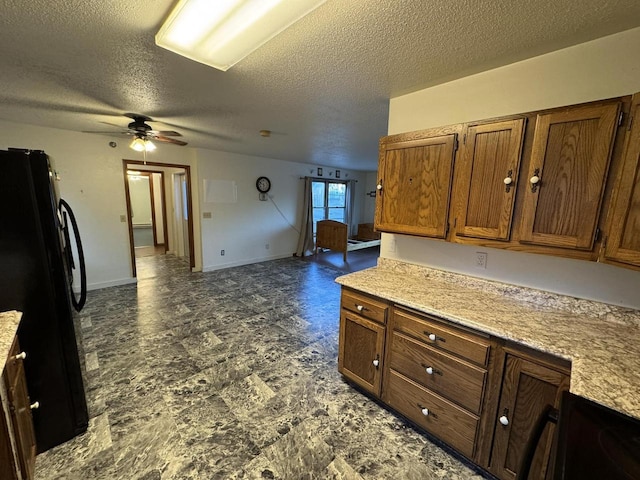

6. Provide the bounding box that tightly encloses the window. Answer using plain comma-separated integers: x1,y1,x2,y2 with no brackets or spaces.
312,180,348,236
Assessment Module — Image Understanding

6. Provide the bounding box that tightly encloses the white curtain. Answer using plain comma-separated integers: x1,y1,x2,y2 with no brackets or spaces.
345,179,357,238
296,177,315,257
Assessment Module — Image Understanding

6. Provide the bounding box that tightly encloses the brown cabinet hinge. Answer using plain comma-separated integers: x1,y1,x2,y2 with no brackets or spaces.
618,111,624,127
628,115,634,131
463,133,467,145
595,227,601,242
454,137,459,152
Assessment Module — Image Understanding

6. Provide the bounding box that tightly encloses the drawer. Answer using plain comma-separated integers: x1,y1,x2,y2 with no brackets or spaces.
341,289,388,325
388,331,486,414
393,307,490,366
384,369,479,458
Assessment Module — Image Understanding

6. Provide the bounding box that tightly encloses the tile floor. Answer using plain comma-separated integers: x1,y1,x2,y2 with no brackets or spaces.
34,254,488,479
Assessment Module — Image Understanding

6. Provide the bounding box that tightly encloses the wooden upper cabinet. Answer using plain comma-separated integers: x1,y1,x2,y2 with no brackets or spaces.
519,102,621,250
375,133,457,238
456,119,526,241
604,96,640,267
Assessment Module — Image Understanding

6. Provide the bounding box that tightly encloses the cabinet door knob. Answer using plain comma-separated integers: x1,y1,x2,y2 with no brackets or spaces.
426,366,434,375
13,352,27,361
421,407,430,416
356,304,364,312
372,359,379,367
30,401,40,410
376,183,383,190
530,168,541,193
428,333,436,341
503,169,514,193
499,415,509,426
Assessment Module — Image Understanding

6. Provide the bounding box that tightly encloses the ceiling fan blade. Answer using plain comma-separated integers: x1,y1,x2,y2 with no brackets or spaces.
82,130,131,135
99,121,126,129
148,130,182,137
153,135,188,146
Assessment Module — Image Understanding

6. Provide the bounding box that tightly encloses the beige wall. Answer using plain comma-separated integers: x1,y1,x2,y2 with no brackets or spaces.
195,148,368,271
0,119,371,286
385,27,640,309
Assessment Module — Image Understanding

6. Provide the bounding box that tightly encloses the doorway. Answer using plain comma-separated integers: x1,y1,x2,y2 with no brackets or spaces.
123,160,195,277
127,171,168,258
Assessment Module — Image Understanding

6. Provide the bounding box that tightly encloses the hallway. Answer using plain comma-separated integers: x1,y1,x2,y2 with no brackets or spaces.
34,255,485,479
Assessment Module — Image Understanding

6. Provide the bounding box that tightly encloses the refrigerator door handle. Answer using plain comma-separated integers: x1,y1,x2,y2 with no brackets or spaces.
58,199,87,311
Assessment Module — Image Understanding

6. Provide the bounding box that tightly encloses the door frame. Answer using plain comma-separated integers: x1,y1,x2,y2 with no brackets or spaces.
122,159,195,277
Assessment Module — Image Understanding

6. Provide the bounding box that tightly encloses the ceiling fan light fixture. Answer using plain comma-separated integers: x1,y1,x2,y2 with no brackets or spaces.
130,136,146,152
155,0,326,71
130,137,156,152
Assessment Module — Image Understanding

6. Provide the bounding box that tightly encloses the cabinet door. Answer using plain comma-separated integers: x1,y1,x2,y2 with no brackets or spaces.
375,134,457,238
338,311,385,396
604,97,640,266
456,119,526,240
0,405,19,480
520,103,620,249
490,355,569,480
4,340,36,480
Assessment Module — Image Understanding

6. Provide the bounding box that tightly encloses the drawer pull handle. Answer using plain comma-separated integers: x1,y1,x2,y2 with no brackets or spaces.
372,354,380,368
356,304,366,312
13,352,27,361
422,365,442,376
424,332,446,343
417,404,437,419
30,401,40,410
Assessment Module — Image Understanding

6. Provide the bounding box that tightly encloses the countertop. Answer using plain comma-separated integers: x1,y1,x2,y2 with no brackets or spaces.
0,311,21,367
336,258,640,420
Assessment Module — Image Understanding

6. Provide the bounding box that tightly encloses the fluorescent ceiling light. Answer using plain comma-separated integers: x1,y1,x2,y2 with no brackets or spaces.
155,0,326,71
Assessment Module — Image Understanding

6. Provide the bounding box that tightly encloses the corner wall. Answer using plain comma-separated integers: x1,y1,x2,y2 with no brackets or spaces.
386,27,640,309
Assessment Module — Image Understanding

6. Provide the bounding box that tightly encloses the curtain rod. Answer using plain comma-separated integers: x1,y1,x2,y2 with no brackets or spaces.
299,176,357,182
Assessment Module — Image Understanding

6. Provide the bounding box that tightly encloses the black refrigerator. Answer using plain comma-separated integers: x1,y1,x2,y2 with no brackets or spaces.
0,149,88,452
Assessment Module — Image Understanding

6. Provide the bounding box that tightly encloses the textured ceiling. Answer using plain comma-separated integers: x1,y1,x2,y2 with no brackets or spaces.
1,0,640,170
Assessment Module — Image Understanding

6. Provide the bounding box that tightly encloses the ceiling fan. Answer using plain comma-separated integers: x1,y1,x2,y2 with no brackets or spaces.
84,113,188,147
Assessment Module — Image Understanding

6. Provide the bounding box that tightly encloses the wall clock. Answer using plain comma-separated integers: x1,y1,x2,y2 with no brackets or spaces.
256,176,271,193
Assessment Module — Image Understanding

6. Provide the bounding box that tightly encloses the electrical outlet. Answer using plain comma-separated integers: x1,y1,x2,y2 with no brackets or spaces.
475,252,488,269
265,244,270,250
221,249,225,256
120,215,126,223
203,212,212,219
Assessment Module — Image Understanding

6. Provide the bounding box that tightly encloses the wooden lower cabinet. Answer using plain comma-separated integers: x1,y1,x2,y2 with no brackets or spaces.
488,351,570,480
337,291,573,480
1,337,37,480
338,310,386,396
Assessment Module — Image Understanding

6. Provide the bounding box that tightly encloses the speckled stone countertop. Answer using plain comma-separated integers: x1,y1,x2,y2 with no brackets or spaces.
336,258,640,420
0,311,21,367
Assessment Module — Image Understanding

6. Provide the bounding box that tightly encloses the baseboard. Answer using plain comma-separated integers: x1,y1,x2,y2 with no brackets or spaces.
202,253,293,272
84,277,137,292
